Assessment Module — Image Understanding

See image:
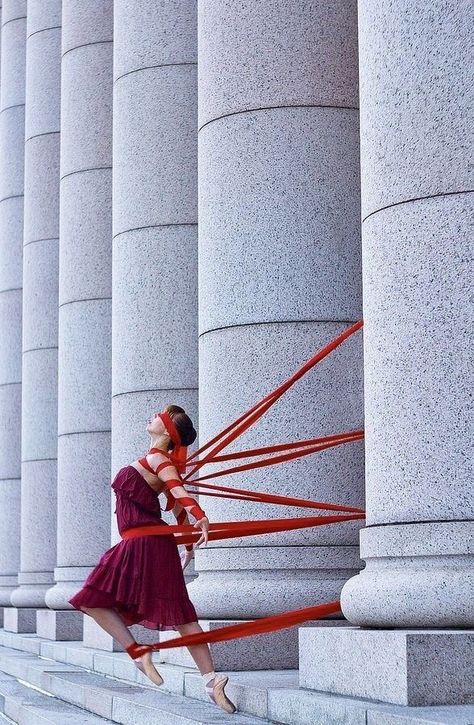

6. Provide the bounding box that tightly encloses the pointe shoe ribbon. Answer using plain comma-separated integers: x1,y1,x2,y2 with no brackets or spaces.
126,642,163,687
203,671,236,714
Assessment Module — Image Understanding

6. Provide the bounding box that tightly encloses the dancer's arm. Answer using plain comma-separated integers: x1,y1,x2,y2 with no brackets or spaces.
147,453,209,546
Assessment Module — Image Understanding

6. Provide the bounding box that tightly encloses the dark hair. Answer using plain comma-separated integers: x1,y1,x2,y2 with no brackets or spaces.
164,404,197,449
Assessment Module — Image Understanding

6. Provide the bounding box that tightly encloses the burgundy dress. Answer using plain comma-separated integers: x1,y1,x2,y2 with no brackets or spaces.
68,465,198,631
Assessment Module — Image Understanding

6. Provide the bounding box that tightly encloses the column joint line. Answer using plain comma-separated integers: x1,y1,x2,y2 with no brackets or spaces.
0,381,21,388
362,188,474,223
113,222,196,239
62,40,111,60
0,287,22,294
113,387,197,399
364,518,473,528
24,237,58,249
58,430,111,438
0,103,24,115
27,25,61,40
26,130,59,143
114,61,196,85
198,103,359,132
199,319,360,337
0,194,23,203
23,346,57,354
60,166,111,182
1,16,26,29
59,297,111,309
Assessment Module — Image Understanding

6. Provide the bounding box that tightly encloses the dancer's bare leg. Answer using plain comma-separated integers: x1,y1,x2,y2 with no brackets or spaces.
80,606,135,649
175,621,215,684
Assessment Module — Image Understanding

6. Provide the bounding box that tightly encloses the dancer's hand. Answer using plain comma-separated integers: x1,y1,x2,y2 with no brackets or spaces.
180,548,194,571
194,516,209,547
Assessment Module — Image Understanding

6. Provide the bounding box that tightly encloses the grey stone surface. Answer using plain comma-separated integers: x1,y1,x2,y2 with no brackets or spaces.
24,23,60,138
111,0,198,528
113,67,197,234
199,108,361,332
26,0,60,33
0,8,26,109
159,618,326,671
358,0,474,220
361,199,473,527
342,522,474,627
299,627,474,707
59,173,112,305
198,0,358,128
188,545,360,620
193,0,362,628
36,609,83,641
0,1,25,608
3,606,36,632
45,1,113,610
111,227,197,394
21,236,58,350
11,0,61,607
341,1,473,633
60,44,112,177
57,301,112,432
189,321,363,620
113,0,196,81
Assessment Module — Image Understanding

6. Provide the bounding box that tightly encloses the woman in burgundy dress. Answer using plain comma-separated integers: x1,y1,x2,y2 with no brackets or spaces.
68,404,236,714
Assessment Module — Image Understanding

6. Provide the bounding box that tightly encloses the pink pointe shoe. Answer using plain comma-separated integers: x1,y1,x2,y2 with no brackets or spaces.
203,670,236,713
126,642,163,687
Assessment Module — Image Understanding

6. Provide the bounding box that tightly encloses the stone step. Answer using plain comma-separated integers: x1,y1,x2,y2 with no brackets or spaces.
0,628,298,720
0,670,113,723
0,644,271,724
3,628,473,724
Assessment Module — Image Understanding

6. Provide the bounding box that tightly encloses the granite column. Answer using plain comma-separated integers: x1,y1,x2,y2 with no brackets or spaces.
188,0,364,668
0,0,26,627
8,1,61,628
42,0,113,641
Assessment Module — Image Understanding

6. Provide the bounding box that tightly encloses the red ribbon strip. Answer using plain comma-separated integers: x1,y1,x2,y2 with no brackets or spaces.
147,600,342,651
122,512,365,546
123,322,364,650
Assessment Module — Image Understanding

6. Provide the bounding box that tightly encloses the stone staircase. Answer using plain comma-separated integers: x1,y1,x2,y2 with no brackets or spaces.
1,628,474,724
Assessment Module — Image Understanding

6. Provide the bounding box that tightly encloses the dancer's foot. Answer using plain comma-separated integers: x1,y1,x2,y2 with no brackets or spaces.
202,671,236,713
126,642,163,687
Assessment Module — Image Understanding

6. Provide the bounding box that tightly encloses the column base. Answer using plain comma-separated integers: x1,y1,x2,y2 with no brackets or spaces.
36,609,83,640
187,545,361,618
3,607,37,633
299,625,474,706
341,521,474,627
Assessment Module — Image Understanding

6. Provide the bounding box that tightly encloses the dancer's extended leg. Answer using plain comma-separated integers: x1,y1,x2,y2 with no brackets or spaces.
175,620,236,713
80,606,163,686
80,606,134,648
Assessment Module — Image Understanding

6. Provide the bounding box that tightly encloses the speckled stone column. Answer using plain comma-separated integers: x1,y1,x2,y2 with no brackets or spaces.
8,1,61,620
42,1,113,637
340,0,473,630
0,0,26,622
112,0,198,478
189,0,363,625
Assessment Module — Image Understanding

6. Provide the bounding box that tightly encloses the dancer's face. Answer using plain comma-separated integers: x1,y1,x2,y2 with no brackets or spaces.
145,412,168,437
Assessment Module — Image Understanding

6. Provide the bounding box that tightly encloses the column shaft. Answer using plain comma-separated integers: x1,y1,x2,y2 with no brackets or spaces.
0,0,26,607
191,0,364,618
341,0,473,627
45,0,113,609
10,0,61,609
112,1,198,522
